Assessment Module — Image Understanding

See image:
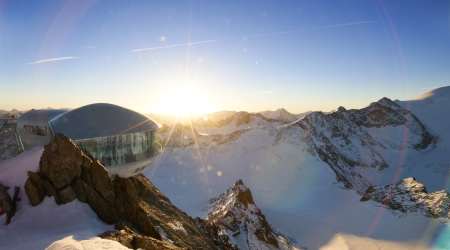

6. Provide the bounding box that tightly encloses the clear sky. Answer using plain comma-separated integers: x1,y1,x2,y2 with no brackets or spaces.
1,0,449,115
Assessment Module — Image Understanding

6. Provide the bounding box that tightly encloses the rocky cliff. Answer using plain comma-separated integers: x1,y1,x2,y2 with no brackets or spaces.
361,177,450,219
200,180,298,250
23,133,217,250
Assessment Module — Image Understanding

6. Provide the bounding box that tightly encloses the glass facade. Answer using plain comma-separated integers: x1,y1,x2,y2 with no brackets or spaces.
74,130,161,167
24,125,52,136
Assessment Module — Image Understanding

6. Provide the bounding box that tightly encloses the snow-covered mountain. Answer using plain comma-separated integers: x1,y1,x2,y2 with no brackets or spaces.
258,108,299,124
190,111,284,135
291,97,436,193
295,111,312,120
202,180,297,250
157,97,436,194
147,110,237,128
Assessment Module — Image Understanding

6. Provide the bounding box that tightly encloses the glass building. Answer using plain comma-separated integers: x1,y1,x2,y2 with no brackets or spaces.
18,103,161,177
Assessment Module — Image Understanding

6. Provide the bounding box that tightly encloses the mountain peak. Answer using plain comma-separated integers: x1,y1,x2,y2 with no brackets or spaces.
205,180,280,249
232,179,255,209
258,108,297,123
376,97,401,109
234,179,244,186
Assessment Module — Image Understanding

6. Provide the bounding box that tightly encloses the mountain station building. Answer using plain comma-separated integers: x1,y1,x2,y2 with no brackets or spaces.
17,103,161,177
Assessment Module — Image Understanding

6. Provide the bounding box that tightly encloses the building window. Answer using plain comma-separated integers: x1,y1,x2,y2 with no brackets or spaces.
24,125,52,136
24,125,34,134
74,130,162,167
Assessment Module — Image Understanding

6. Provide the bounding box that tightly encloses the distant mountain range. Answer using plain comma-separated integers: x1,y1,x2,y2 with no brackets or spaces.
147,109,312,127
149,86,450,249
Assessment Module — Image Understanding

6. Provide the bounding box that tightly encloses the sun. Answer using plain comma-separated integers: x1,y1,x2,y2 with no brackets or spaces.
154,86,215,116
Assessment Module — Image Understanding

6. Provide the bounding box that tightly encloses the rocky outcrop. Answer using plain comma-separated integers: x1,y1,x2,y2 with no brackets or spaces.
130,174,218,249
194,217,238,250
204,180,281,250
24,172,48,206
39,133,83,189
24,133,217,249
361,177,450,219
24,133,159,239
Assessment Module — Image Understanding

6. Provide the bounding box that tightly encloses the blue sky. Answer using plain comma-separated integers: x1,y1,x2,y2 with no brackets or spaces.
1,0,449,114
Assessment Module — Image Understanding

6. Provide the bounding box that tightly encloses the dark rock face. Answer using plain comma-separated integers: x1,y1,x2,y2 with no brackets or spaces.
58,185,77,204
130,174,218,250
0,183,11,214
90,160,116,206
83,181,118,224
24,133,217,249
40,134,82,189
361,177,450,218
194,217,238,250
24,172,46,206
233,179,255,209
205,179,280,250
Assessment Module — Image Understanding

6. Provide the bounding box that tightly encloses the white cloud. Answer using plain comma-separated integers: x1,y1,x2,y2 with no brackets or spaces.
24,57,80,65
247,21,381,39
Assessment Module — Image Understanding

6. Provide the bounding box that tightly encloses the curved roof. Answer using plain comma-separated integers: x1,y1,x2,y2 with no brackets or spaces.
17,109,69,147
18,109,68,127
49,103,160,140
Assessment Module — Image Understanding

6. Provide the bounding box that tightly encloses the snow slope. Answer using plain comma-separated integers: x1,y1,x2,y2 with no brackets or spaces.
392,86,450,192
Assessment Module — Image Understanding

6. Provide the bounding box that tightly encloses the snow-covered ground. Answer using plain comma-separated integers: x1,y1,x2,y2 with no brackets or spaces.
147,134,450,249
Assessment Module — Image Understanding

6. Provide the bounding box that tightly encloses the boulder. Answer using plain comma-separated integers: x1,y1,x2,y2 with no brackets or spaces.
80,155,93,184
71,178,87,203
40,133,82,189
24,172,47,206
58,185,77,204
42,179,60,204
